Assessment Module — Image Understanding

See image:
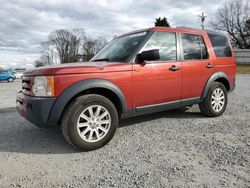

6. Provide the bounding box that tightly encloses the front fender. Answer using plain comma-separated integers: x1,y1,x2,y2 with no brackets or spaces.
48,79,127,125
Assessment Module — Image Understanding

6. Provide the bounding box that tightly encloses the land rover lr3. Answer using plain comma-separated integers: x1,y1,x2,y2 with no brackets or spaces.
17,27,236,151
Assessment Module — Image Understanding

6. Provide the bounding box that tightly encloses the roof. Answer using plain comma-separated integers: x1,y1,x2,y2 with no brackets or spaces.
117,26,207,38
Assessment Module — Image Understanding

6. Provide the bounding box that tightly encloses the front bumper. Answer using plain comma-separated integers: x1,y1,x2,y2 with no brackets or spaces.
16,91,56,128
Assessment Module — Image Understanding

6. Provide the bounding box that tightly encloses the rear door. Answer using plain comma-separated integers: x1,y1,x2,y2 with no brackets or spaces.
180,33,213,99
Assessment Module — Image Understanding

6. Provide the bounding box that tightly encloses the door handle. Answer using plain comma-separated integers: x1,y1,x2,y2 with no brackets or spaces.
169,65,180,71
206,63,213,68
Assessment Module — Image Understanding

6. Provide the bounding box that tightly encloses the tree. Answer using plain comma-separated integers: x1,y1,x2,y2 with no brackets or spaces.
82,37,108,61
155,17,170,27
34,55,53,67
40,41,56,65
48,29,81,63
35,28,108,66
210,0,250,49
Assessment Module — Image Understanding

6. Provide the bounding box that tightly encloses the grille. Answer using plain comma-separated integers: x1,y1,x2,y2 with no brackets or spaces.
22,76,32,95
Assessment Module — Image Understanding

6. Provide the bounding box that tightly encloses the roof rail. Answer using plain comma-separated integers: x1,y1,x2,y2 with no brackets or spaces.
176,26,203,31
205,29,227,35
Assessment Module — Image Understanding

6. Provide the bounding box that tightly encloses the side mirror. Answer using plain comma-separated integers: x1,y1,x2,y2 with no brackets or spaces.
138,49,160,62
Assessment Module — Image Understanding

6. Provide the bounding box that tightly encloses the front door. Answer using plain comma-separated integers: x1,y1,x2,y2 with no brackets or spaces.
132,31,182,109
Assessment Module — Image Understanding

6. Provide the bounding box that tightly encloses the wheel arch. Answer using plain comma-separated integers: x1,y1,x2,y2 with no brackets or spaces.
201,72,230,100
48,79,127,125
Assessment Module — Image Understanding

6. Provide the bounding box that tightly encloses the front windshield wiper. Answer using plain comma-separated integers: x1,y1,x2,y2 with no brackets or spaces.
91,58,110,62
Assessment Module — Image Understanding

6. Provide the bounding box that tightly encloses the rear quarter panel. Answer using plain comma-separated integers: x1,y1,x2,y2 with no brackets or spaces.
204,32,236,87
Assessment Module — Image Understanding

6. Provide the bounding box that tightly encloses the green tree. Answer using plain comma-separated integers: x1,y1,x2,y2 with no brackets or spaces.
154,17,170,27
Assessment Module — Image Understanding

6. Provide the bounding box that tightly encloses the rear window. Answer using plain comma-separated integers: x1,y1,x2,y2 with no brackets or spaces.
208,33,232,57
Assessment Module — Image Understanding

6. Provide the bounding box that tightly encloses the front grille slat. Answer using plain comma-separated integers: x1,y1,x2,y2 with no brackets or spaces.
22,76,32,95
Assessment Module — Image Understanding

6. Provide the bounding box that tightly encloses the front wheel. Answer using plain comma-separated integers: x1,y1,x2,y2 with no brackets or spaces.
8,78,14,82
199,82,228,117
61,94,118,151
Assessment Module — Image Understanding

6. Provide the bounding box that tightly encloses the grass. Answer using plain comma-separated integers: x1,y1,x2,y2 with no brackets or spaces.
237,64,250,74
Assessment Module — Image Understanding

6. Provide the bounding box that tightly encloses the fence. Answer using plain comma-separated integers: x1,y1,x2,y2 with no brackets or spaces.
234,49,250,64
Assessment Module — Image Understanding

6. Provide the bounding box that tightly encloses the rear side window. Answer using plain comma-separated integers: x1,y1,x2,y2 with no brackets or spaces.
181,34,208,60
208,33,232,57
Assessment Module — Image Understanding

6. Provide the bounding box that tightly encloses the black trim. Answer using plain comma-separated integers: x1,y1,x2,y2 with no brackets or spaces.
201,72,230,99
48,79,127,126
121,97,201,119
16,92,56,128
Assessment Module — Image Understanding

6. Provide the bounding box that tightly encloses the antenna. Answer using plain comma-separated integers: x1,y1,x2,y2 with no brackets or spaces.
198,12,206,30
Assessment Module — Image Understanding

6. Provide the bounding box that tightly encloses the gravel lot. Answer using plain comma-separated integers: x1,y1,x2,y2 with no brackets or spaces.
0,79,21,110
0,75,249,187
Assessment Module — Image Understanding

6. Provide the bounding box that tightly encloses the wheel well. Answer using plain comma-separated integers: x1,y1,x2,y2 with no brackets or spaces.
63,88,123,118
215,77,230,91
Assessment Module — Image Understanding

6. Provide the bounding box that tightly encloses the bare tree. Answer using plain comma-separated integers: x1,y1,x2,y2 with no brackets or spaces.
35,28,108,66
40,41,55,65
48,29,81,63
210,0,250,49
82,37,108,61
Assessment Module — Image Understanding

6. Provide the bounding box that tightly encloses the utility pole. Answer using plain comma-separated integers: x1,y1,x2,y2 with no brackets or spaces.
198,12,206,30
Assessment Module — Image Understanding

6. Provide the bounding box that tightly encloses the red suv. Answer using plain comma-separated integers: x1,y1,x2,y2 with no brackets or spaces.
17,27,236,151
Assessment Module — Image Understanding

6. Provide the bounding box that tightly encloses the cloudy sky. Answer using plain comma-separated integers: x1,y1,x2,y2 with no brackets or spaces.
0,0,226,69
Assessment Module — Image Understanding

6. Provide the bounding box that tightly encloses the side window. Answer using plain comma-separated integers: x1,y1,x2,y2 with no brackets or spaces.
181,34,208,60
208,33,232,57
199,36,209,59
143,32,177,61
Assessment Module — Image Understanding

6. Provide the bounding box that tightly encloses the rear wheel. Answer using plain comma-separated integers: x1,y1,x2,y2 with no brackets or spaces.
7,78,14,82
61,94,118,151
199,82,228,117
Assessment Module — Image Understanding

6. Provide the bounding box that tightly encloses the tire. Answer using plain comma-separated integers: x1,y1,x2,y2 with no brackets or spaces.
7,78,14,82
61,94,118,151
199,82,228,117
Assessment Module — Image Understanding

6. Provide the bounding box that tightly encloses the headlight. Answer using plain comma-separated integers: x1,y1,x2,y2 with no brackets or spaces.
32,76,55,97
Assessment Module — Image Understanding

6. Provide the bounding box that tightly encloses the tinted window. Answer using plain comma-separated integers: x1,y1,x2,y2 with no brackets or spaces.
143,32,177,61
182,34,208,60
199,36,209,59
208,33,232,57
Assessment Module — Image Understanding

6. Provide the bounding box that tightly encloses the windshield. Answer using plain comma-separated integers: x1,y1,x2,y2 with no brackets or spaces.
91,31,148,62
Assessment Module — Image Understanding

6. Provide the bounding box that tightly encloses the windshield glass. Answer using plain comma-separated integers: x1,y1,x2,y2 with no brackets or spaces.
91,31,148,62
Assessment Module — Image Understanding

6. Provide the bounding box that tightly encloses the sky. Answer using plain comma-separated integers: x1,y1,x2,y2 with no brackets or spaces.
0,0,226,69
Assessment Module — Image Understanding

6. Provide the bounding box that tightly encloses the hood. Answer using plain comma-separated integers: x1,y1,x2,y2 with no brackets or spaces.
24,61,131,76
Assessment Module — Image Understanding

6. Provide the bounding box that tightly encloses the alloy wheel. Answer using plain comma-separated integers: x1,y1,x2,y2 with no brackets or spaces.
76,105,111,143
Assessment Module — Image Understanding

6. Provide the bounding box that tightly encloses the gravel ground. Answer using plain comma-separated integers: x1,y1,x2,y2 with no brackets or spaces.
0,79,21,109
0,75,249,187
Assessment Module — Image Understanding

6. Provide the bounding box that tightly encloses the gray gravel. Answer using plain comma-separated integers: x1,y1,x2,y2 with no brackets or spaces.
0,75,249,187
0,79,21,109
